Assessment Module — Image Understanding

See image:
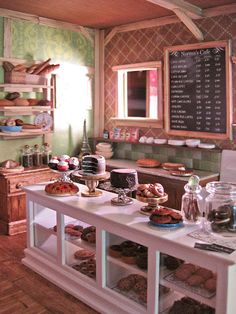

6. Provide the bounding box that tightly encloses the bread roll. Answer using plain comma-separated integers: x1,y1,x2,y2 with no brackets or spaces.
0,99,14,107
13,98,29,106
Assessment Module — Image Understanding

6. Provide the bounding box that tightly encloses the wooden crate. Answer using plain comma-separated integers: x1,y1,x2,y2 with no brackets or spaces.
4,71,47,85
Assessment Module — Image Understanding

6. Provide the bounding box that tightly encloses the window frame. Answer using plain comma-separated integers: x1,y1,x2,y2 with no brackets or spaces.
111,61,163,128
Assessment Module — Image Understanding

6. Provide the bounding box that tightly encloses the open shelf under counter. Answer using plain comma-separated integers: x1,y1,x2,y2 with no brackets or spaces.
159,266,216,309
107,255,147,277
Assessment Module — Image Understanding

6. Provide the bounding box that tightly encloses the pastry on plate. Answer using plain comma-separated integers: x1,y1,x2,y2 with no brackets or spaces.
136,158,161,168
45,181,79,195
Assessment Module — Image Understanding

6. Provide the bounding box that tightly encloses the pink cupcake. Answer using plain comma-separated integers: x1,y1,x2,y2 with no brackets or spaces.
68,157,79,170
59,154,70,162
57,160,69,171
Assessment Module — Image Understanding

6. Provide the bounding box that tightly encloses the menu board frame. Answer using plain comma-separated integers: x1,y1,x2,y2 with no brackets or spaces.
164,40,232,139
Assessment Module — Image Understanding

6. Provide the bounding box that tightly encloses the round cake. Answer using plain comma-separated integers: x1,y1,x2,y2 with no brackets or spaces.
110,168,138,189
81,154,106,175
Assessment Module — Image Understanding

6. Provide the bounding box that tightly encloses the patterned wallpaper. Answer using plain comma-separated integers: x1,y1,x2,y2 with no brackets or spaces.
0,18,94,162
104,13,236,149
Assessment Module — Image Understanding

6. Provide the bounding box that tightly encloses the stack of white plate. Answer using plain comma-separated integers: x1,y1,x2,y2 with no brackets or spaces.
95,142,113,159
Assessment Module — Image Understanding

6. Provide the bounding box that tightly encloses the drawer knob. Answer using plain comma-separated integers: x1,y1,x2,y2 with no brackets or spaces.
16,183,23,189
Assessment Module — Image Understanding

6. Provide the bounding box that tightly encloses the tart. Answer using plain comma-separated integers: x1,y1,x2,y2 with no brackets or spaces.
74,249,95,260
136,158,161,168
45,181,79,196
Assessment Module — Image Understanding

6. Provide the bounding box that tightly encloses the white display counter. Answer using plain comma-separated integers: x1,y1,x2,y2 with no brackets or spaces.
22,183,236,314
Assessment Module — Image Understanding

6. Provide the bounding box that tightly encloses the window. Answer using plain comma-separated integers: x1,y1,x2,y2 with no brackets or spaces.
112,61,163,127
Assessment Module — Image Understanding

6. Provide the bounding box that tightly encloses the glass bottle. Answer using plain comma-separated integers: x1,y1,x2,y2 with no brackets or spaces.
42,142,52,165
205,181,236,233
32,144,42,167
181,175,203,224
21,145,33,168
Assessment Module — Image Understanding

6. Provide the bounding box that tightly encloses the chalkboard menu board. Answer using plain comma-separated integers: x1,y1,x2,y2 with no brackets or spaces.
164,41,232,139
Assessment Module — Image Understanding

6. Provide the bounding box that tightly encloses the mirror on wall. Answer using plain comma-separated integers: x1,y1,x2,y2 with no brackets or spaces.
112,61,163,125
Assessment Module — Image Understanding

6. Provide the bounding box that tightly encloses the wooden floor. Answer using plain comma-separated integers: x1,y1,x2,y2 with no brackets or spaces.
0,233,99,314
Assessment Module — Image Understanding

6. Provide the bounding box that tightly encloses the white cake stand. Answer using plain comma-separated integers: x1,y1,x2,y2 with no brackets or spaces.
72,171,110,197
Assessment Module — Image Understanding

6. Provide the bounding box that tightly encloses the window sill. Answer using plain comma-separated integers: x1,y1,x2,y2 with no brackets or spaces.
111,117,164,128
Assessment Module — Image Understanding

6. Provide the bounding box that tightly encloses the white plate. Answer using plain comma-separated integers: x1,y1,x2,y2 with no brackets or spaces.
198,143,215,149
168,140,185,146
154,139,167,144
186,139,200,147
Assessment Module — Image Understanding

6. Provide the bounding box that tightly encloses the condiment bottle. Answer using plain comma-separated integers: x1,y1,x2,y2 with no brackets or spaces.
21,145,33,168
32,144,42,167
42,142,52,165
181,175,203,224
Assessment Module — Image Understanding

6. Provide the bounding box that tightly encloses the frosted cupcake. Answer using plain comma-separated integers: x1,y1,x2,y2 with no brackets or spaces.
68,157,79,170
57,160,69,171
48,157,59,170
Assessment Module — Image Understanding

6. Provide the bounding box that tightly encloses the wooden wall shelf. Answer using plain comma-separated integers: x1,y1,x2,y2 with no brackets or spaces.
93,137,222,153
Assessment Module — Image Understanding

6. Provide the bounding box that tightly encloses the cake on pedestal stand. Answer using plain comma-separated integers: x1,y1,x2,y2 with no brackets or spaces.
72,171,110,197
136,193,168,215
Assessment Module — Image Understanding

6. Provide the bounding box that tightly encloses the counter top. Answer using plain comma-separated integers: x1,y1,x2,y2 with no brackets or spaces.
23,182,236,265
106,159,219,182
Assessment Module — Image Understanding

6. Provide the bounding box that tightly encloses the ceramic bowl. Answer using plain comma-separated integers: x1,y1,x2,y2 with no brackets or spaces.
154,138,167,144
0,125,22,133
186,139,201,147
168,139,185,146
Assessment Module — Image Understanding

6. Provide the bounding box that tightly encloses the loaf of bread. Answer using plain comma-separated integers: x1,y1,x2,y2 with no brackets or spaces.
0,99,14,107
13,63,27,72
32,58,51,75
13,98,30,106
2,61,14,72
38,64,60,75
1,160,20,169
5,92,20,100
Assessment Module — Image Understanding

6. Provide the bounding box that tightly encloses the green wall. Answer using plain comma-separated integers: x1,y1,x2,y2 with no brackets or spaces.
0,17,94,162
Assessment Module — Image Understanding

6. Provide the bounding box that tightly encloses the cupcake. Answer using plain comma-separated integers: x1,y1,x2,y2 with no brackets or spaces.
59,154,70,162
57,160,69,171
48,157,59,170
68,157,79,170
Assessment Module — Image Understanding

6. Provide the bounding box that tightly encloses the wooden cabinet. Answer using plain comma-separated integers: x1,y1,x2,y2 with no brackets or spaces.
0,167,58,235
22,183,236,314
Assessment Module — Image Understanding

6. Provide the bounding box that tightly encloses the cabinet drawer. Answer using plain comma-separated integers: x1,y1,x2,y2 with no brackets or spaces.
8,171,58,194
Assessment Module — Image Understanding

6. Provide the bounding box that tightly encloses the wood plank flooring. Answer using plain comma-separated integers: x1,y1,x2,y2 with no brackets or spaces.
0,233,99,314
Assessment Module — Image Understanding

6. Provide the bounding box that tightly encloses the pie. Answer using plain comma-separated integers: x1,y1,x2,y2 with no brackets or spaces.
136,159,161,168
45,181,79,195
161,162,185,170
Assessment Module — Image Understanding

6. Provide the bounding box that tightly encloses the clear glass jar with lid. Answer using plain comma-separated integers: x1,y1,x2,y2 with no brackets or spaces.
21,144,33,168
32,144,42,167
205,181,236,233
42,142,52,165
181,175,203,224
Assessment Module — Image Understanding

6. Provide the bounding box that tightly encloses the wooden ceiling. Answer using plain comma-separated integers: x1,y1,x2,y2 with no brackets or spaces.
0,0,235,29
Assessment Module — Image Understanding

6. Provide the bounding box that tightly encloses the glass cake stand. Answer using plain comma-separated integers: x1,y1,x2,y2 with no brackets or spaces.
136,193,168,215
99,182,137,206
50,169,75,182
72,170,110,197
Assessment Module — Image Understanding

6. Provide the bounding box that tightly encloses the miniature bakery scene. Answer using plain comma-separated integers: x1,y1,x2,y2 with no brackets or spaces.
0,1,236,314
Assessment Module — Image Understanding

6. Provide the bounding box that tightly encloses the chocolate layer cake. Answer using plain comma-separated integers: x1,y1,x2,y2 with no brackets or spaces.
110,169,138,188
81,155,106,175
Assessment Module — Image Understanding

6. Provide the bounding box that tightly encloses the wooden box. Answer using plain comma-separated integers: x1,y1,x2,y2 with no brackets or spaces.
4,71,47,85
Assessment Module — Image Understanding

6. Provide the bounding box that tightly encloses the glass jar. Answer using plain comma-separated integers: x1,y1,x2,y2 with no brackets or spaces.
32,144,42,167
42,142,52,165
205,181,236,233
21,145,33,168
181,175,203,224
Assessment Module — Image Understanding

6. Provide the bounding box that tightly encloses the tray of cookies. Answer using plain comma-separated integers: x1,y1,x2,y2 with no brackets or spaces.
163,263,216,299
